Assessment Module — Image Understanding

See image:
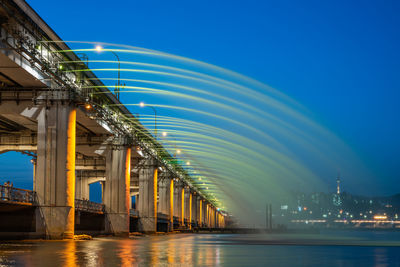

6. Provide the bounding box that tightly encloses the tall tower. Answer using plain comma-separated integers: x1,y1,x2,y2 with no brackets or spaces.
336,173,341,194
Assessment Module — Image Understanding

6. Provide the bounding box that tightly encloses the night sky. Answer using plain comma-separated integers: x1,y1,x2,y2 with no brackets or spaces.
1,0,399,197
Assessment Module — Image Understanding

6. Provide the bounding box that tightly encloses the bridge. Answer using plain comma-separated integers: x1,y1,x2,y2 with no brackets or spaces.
0,0,225,239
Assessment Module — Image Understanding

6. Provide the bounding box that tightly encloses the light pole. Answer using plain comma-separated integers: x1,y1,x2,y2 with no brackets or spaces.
139,102,157,139
95,45,123,100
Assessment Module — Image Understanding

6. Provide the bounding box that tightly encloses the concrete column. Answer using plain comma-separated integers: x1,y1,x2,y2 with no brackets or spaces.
35,104,76,239
206,203,210,227
173,181,179,220
198,199,203,227
212,208,216,228
104,147,131,236
192,193,197,227
158,176,170,215
184,187,191,227
138,159,158,233
180,185,185,226
173,182,184,227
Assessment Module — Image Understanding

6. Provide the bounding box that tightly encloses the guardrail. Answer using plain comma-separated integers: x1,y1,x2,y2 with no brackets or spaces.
75,199,105,213
0,185,36,204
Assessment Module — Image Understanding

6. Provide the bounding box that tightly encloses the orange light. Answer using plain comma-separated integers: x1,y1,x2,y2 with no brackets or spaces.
374,215,387,220
170,180,174,225
85,103,92,110
65,108,76,239
154,168,158,224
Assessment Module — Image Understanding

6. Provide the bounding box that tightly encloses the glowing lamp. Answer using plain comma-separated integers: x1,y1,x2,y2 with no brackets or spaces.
373,215,387,220
85,103,92,110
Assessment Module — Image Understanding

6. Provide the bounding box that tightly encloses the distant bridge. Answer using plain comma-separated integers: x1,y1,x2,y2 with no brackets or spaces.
0,0,225,239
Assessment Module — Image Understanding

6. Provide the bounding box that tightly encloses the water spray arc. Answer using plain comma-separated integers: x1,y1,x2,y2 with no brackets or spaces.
50,42,372,225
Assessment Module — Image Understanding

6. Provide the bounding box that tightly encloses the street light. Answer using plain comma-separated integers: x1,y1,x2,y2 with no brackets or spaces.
139,102,157,139
95,45,123,100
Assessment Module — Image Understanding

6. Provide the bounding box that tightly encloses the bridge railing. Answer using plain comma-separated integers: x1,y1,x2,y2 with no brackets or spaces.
75,199,105,213
0,185,36,204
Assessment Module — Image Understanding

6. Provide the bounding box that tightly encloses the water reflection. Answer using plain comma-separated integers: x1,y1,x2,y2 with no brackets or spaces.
0,232,399,266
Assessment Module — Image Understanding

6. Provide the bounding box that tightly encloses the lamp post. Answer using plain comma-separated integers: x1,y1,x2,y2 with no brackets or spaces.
139,102,157,139
95,45,122,100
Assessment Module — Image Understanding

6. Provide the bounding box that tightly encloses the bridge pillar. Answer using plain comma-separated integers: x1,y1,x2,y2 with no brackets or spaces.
192,193,197,228
35,104,76,239
184,187,191,229
197,198,202,227
205,202,210,227
138,159,158,233
173,181,184,227
104,147,131,236
212,207,216,228
158,174,172,231
158,175,169,215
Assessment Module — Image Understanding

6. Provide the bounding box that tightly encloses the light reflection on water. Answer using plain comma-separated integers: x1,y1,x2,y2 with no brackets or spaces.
0,232,399,267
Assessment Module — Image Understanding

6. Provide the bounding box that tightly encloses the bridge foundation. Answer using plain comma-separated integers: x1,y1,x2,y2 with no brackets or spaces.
35,104,76,239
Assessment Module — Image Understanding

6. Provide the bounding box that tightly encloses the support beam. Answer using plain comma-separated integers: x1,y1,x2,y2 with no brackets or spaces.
138,158,158,233
35,104,76,239
104,147,131,236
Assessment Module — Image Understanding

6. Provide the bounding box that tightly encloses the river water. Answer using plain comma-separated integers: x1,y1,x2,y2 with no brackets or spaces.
0,230,399,266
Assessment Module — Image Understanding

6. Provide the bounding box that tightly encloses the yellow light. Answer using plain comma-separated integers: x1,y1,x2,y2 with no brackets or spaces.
95,45,103,52
199,177,202,181
139,102,145,107
186,161,190,165
162,131,167,137
373,215,387,220
85,103,92,110
176,149,181,154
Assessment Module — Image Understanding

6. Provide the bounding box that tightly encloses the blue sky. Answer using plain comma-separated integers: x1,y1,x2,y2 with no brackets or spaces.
1,0,399,196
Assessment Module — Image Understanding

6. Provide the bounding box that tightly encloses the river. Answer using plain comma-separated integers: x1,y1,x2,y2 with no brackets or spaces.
0,230,399,266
